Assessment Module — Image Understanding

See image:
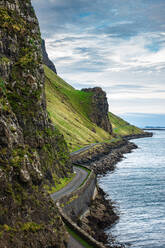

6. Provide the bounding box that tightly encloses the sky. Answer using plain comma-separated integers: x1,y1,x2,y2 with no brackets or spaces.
31,0,165,127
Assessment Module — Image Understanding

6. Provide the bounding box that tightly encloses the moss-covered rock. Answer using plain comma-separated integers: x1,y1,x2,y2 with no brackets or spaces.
0,0,72,247
82,87,112,134
42,39,57,74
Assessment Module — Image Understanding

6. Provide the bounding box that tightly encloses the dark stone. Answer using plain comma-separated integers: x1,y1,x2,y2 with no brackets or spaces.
80,187,124,248
41,39,57,74
82,87,112,134
71,140,138,175
0,0,71,247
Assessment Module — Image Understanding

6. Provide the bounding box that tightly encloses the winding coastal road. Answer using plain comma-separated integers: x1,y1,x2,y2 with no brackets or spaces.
51,165,89,248
51,142,94,202
51,144,98,248
71,144,97,156
51,166,88,201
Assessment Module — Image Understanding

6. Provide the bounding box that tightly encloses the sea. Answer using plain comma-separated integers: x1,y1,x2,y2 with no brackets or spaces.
98,130,165,248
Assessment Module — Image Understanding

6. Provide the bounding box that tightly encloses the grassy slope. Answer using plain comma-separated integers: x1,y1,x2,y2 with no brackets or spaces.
45,66,112,151
44,65,144,151
109,112,144,136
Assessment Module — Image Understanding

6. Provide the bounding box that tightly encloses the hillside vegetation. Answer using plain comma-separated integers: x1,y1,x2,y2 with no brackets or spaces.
45,65,144,151
45,66,112,151
0,1,70,247
109,112,144,136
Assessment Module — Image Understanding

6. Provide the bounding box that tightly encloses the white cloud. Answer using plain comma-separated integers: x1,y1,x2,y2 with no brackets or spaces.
46,31,165,73
45,30,165,115
30,0,165,117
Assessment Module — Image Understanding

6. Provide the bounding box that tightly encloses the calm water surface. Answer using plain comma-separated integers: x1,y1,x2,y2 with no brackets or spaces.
98,131,165,248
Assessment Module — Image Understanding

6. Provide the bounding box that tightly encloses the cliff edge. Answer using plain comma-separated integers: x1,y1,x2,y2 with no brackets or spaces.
41,39,57,74
82,87,112,134
0,0,71,247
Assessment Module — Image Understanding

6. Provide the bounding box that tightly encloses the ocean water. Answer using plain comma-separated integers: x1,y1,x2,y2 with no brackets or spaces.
98,131,165,248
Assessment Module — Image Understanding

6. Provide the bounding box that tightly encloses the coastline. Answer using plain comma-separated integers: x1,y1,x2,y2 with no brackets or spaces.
71,132,153,175
72,139,138,175
121,131,153,140
71,132,153,247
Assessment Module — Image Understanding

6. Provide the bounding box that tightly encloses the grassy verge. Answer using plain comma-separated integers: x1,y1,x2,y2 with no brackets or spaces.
77,164,91,188
66,225,95,248
44,172,76,194
74,164,91,174
72,164,91,188
44,164,90,195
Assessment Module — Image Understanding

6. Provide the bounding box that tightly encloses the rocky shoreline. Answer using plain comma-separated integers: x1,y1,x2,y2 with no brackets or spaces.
71,139,138,175
78,187,124,248
71,132,153,247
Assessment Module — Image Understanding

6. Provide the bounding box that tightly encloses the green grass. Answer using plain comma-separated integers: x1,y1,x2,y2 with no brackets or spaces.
44,65,144,151
74,164,91,187
45,164,90,194
109,112,144,136
44,172,76,194
74,164,91,174
66,225,95,248
45,65,112,151
0,56,10,64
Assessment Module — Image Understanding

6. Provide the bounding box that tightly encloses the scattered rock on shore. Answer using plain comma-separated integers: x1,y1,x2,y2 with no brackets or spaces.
71,139,139,247
71,140,137,175
79,187,124,248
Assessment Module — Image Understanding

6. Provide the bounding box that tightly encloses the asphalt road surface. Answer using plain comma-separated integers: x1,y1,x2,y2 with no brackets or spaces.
51,165,89,248
68,235,85,248
51,166,88,202
71,144,97,156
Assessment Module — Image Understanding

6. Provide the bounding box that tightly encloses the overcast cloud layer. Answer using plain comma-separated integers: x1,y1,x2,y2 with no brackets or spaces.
32,0,165,118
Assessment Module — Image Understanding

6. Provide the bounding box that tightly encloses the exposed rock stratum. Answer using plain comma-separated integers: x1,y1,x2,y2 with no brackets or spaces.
41,39,57,74
0,0,71,247
82,87,112,134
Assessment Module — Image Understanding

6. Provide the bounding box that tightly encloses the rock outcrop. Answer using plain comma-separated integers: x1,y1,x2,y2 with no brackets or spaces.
0,0,71,247
82,87,112,134
41,39,57,74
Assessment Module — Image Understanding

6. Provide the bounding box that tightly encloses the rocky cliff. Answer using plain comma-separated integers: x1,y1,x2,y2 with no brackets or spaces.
41,39,57,74
0,0,71,247
82,87,112,134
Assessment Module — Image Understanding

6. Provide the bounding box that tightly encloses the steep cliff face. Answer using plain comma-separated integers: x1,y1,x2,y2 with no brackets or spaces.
42,39,57,74
0,0,71,246
82,87,112,134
